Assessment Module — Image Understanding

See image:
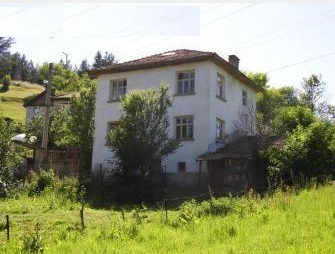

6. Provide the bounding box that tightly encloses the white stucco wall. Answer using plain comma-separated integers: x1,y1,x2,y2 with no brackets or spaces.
91,60,257,174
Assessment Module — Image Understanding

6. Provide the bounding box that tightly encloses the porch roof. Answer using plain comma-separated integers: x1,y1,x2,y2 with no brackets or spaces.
197,135,285,161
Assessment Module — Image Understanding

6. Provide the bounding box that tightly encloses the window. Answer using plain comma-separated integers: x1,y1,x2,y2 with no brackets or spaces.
216,118,225,140
242,90,247,106
33,107,41,115
178,162,186,172
216,73,225,100
175,116,194,140
109,80,127,101
106,121,119,145
176,70,195,94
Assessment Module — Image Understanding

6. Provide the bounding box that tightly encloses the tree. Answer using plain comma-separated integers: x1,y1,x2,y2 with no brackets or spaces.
0,116,22,170
108,84,181,180
267,120,335,186
66,76,96,179
300,74,325,113
273,106,315,135
37,63,81,91
244,71,269,89
78,59,90,76
0,37,14,54
93,51,117,68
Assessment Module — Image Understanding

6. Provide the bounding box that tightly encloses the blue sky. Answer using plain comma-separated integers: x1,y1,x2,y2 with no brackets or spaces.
2,3,335,103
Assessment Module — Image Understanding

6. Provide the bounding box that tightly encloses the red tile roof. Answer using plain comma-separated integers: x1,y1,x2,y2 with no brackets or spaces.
88,49,261,92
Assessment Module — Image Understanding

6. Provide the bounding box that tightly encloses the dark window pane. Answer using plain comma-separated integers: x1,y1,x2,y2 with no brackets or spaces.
188,125,193,138
190,80,194,92
178,82,183,93
176,126,181,139
184,81,189,93
182,126,187,138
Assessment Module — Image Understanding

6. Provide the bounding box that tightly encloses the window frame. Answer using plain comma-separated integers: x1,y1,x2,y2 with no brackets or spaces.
216,118,225,141
175,115,194,141
175,70,196,95
109,79,127,102
216,72,226,101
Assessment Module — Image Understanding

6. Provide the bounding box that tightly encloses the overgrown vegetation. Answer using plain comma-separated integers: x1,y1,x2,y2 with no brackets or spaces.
245,72,335,187
0,176,334,253
107,85,180,199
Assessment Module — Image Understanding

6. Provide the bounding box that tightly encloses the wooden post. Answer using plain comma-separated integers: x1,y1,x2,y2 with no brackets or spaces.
208,185,213,199
164,189,168,223
80,204,85,231
41,62,54,168
121,209,125,221
198,160,202,186
6,214,9,241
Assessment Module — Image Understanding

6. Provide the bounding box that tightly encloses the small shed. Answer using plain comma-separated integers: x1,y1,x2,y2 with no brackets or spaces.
197,136,262,190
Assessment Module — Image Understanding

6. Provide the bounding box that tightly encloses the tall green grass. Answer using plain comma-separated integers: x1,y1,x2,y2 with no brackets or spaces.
0,183,334,253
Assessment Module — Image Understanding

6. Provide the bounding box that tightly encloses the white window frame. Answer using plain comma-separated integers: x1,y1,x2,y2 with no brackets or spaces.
109,79,127,102
176,70,195,95
216,118,225,141
216,73,226,100
175,115,194,140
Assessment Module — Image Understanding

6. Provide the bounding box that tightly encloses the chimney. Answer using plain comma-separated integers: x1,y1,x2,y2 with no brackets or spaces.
228,55,240,69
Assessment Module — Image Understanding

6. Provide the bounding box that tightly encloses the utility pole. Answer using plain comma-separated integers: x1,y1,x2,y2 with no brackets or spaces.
41,62,54,168
62,52,69,68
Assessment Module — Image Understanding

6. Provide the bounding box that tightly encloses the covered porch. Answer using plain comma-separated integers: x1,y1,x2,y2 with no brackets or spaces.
197,136,259,191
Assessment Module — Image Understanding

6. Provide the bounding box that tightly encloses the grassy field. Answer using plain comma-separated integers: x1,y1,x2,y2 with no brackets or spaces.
0,81,44,123
0,184,334,253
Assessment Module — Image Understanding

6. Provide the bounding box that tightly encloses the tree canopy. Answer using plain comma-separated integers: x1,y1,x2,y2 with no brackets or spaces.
108,84,180,179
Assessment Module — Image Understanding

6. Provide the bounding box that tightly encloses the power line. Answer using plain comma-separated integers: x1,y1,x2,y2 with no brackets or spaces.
225,8,335,53
120,4,257,60
202,3,259,27
267,51,335,73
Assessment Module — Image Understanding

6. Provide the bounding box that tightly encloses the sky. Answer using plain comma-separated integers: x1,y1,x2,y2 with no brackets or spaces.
2,3,335,103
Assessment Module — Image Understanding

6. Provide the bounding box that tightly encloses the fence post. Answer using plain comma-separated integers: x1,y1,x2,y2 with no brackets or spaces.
164,189,168,223
6,214,9,241
80,204,85,231
121,209,125,221
208,185,213,198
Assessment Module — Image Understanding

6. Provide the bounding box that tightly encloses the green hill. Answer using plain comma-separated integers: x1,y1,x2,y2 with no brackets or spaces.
0,81,44,123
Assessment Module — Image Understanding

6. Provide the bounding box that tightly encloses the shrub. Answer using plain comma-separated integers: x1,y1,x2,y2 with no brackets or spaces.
1,74,11,91
22,223,44,253
27,170,55,194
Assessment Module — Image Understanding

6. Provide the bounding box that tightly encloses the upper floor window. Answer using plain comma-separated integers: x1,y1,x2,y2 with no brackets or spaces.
216,118,225,141
109,79,127,101
216,73,225,100
176,70,195,94
175,115,194,140
242,90,247,106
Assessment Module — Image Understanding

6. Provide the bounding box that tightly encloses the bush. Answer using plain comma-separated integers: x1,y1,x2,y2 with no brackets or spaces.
27,170,55,194
1,74,11,91
22,223,44,253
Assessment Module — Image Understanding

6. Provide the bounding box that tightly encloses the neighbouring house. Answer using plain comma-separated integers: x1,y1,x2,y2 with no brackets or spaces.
21,90,79,175
24,90,71,125
89,49,262,190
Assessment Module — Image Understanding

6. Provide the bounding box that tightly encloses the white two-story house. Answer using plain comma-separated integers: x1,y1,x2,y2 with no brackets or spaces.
90,49,260,187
